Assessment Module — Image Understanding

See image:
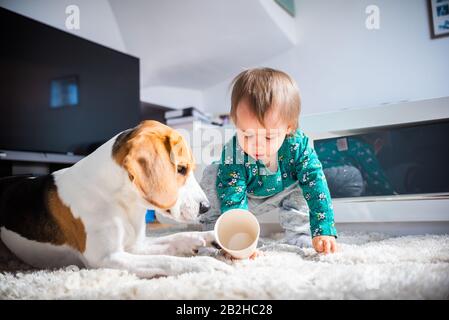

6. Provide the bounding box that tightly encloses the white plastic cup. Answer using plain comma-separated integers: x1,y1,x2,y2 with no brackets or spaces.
214,209,260,259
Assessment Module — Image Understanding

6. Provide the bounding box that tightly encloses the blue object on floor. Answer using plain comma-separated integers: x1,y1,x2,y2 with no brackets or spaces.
145,209,156,223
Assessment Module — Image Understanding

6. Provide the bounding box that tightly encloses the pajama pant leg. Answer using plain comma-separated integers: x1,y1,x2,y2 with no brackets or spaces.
198,164,223,231
250,181,311,247
199,164,312,247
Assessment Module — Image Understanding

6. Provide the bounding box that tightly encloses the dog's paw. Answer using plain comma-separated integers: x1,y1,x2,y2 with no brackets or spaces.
169,233,210,256
183,256,232,274
197,230,217,246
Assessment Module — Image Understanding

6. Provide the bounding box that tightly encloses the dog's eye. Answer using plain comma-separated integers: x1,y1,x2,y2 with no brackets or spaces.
177,165,187,175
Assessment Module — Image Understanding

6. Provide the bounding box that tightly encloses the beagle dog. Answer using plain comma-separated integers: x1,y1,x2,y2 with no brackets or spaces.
0,120,230,278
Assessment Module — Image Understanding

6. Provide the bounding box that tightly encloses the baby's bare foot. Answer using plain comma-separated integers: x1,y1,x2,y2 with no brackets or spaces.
249,249,264,260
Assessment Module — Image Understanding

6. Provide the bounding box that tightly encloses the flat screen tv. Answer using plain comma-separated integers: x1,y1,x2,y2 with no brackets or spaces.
0,7,141,156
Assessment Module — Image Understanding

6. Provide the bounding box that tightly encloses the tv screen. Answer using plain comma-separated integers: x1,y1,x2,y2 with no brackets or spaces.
0,7,141,156
314,119,449,198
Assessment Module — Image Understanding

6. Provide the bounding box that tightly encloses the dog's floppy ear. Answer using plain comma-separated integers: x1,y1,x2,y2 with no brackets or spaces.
113,120,195,208
124,131,179,209
166,132,193,170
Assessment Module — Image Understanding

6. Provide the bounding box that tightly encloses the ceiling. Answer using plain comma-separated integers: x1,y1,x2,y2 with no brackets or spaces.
108,0,297,90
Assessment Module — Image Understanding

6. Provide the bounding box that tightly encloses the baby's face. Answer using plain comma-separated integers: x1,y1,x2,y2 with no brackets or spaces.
234,99,291,163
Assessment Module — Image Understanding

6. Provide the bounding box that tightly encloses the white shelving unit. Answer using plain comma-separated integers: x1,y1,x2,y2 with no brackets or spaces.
301,97,449,235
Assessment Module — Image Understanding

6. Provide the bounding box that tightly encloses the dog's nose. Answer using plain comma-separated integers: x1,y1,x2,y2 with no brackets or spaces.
199,201,211,214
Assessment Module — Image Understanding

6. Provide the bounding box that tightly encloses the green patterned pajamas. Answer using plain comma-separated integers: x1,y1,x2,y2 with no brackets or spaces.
199,130,338,241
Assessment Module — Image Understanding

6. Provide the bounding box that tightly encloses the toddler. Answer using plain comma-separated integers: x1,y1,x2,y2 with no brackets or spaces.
200,68,338,254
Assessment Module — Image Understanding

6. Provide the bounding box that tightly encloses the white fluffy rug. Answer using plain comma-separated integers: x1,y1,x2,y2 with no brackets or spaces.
1,227,449,300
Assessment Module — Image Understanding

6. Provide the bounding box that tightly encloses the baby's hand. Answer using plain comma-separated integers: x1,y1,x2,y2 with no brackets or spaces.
312,236,338,254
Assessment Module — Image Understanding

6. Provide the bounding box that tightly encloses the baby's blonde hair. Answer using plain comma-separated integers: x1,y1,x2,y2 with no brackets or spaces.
230,67,301,131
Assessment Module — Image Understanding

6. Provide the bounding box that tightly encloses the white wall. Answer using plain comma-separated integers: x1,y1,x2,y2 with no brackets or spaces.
203,0,449,117
3,0,448,116
0,0,126,53
140,86,204,111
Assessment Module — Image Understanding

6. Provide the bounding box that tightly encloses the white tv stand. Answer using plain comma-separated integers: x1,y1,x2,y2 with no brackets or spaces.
0,149,84,176
297,97,449,235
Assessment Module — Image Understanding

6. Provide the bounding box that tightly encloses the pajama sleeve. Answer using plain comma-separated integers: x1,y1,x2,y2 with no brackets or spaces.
294,132,338,238
216,164,248,213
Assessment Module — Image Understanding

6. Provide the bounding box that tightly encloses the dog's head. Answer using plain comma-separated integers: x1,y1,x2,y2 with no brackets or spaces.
112,120,210,223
